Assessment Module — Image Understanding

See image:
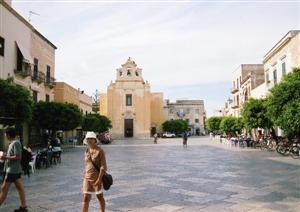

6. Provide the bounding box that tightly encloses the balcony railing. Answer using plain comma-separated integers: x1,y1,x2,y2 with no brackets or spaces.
45,76,56,88
14,69,31,78
231,87,239,94
31,71,45,84
231,104,239,109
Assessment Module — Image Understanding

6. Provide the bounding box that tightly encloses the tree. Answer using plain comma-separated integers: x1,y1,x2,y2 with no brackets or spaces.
32,102,82,134
0,79,33,126
82,114,112,133
235,117,244,135
215,116,244,137
266,67,300,138
162,119,188,134
92,89,100,113
205,116,223,132
241,98,273,131
220,116,238,136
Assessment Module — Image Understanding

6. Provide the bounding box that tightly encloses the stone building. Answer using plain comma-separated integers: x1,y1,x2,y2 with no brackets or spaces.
164,100,206,135
0,0,56,102
263,30,300,91
231,64,264,117
0,0,56,149
54,82,93,115
262,30,300,136
100,58,166,139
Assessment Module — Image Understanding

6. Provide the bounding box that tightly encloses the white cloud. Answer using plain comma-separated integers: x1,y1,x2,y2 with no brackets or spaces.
12,1,300,114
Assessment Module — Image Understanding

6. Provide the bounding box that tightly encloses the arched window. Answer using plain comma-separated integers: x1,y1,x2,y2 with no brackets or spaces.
135,71,139,76
127,69,131,76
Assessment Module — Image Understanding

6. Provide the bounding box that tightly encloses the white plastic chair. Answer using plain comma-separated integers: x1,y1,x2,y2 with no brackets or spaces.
29,154,37,174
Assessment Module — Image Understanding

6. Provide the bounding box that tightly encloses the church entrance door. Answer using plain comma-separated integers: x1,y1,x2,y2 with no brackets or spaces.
124,119,133,137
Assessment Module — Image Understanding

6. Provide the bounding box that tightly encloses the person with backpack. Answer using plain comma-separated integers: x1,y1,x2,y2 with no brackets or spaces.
0,127,28,212
81,132,107,212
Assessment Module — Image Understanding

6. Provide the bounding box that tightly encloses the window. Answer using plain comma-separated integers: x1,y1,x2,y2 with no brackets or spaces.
32,61,39,80
17,47,23,71
195,109,200,114
195,119,199,123
185,119,189,123
46,65,51,83
127,69,131,76
266,72,270,83
135,71,139,76
126,94,132,106
34,58,38,71
282,62,286,76
45,94,50,102
120,71,122,76
0,36,4,56
32,90,38,103
186,108,190,113
273,69,277,84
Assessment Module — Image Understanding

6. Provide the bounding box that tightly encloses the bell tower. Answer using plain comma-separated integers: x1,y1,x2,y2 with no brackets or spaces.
116,57,144,82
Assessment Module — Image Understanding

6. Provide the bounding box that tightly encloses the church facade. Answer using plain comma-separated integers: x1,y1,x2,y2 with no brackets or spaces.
100,58,166,139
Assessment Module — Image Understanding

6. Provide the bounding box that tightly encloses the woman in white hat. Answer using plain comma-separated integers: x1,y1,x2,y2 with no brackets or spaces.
81,132,107,212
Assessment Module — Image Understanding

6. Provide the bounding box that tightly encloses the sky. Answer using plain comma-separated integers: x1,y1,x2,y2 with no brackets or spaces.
11,0,300,116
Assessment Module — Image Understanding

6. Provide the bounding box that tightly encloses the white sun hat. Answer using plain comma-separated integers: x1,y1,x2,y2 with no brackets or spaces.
83,131,97,144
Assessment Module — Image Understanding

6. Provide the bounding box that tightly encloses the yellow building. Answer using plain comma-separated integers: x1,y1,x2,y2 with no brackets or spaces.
100,58,166,139
54,82,93,114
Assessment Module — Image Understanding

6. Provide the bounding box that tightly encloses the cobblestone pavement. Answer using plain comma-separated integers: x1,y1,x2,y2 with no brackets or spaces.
1,137,300,212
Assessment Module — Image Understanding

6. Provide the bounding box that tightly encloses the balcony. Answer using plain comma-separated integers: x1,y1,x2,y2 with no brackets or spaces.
14,68,31,78
231,104,239,109
31,71,45,84
231,87,239,94
45,76,56,88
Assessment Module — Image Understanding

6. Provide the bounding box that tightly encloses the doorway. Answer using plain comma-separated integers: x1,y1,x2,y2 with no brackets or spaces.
124,119,133,137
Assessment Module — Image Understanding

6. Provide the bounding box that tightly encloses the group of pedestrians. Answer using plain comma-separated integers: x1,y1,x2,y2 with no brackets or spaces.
0,129,108,212
153,132,189,147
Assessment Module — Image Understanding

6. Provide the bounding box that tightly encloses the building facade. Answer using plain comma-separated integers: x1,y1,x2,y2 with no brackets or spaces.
263,30,300,92
0,0,57,102
164,100,206,135
0,0,56,149
230,64,264,117
100,58,166,139
54,82,93,115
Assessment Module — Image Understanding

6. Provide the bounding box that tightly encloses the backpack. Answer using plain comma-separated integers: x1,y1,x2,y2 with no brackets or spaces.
21,147,32,177
102,172,113,190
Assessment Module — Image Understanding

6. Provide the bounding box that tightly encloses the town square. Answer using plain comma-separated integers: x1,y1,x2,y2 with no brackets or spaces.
0,0,300,211
1,138,300,212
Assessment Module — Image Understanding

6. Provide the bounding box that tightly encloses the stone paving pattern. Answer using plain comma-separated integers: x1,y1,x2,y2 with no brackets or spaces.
1,137,300,212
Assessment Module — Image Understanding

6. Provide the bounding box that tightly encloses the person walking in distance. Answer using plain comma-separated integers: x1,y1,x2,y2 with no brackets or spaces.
82,132,107,212
182,131,188,148
153,133,158,144
0,127,28,212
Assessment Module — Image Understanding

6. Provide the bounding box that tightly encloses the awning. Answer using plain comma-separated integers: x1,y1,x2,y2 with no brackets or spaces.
15,41,34,64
